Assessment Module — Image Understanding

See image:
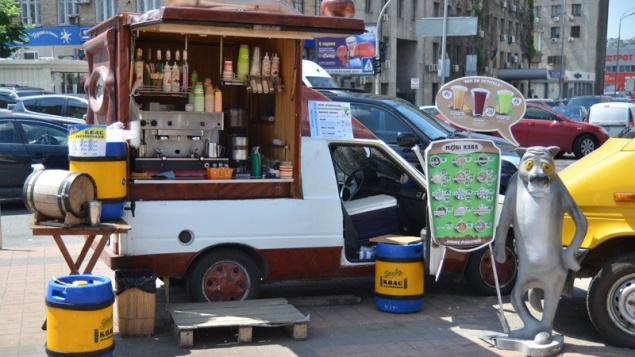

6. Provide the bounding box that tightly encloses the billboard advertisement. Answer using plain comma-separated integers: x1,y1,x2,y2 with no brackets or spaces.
316,25,377,75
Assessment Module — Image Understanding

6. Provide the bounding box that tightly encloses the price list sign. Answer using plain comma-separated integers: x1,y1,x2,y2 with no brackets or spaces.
68,124,107,157
308,100,353,139
425,139,501,247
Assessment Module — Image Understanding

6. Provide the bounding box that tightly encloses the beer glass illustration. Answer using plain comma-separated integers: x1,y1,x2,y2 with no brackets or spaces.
470,88,490,117
497,89,514,114
451,85,468,110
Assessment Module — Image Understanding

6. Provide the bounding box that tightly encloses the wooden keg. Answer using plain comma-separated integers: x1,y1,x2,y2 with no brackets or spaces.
23,169,97,221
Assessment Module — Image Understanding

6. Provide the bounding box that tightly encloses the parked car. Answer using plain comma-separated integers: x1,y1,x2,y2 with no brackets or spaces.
587,102,635,137
567,95,613,112
559,135,635,348
504,103,610,158
0,85,55,109
552,105,588,122
11,94,88,120
0,113,84,201
526,98,560,107
318,89,520,296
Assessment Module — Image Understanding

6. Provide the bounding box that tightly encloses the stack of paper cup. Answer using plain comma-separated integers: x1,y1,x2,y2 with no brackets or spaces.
279,162,293,179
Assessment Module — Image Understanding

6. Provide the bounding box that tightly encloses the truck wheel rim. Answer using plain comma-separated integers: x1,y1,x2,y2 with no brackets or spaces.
480,247,517,289
608,274,635,333
203,261,250,301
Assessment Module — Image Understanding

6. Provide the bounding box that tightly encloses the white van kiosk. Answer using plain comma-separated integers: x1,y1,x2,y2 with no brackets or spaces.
302,59,340,88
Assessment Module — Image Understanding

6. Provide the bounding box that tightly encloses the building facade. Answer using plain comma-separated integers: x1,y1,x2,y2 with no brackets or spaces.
9,0,608,102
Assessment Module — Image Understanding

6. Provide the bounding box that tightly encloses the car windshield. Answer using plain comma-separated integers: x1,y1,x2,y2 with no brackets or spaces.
393,102,451,140
553,106,585,121
568,97,602,109
306,76,339,88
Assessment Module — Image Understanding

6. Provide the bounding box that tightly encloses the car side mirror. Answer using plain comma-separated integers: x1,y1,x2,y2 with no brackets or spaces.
397,132,418,148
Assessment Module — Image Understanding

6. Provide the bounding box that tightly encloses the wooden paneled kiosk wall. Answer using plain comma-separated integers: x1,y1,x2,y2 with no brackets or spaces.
82,5,365,203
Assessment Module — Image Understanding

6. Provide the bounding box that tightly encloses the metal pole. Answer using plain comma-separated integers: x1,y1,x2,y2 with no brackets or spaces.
559,0,566,99
374,0,394,95
615,9,635,93
439,0,449,87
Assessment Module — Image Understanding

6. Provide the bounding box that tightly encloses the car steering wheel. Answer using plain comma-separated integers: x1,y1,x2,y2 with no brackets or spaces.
341,169,364,201
35,133,59,145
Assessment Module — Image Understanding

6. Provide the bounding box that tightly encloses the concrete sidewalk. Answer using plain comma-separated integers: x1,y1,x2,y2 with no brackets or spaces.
0,239,632,357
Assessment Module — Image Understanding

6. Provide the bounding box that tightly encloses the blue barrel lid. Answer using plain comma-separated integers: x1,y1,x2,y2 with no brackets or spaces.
375,241,423,260
46,274,113,306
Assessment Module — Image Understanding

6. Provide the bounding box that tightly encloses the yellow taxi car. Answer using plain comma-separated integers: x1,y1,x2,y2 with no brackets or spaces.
560,135,635,349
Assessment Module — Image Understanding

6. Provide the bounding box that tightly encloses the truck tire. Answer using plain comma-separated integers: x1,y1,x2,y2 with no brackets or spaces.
464,235,517,296
187,249,261,302
587,253,635,349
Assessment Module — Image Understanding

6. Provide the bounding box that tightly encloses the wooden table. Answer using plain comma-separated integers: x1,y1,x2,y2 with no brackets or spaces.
28,218,131,274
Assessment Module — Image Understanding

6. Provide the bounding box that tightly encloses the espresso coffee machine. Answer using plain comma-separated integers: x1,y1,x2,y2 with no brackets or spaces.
227,134,249,176
135,111,226,172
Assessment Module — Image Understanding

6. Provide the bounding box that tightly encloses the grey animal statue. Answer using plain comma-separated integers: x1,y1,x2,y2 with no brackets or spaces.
494,146,587,344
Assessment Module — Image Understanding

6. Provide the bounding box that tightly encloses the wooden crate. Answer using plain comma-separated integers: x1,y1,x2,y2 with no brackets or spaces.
117,288,156,336
168,298,309,347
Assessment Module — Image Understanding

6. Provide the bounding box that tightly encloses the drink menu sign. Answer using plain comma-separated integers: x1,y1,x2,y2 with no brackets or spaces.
425,139,500,247
68,124,107,157
435,76,526,146
308,101,354,139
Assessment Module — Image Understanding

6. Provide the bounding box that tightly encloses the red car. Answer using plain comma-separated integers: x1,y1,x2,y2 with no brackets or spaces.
509,103,610,158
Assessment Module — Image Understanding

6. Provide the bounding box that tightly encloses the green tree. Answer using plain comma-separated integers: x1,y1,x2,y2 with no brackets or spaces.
0,0,28,58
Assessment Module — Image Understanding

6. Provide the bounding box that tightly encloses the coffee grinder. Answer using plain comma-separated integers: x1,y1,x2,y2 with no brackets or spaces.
227,134,249,177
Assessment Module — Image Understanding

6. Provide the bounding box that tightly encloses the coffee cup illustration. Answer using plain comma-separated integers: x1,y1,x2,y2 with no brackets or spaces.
474,221,493,233
455,221,473,233
470,88,490,117
432,188,450,201
429,156,447,167
452,155,471,167
434,206,448,217
475,154,494,166
454,172,466,184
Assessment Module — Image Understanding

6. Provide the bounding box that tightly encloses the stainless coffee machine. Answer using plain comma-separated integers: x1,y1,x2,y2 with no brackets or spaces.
135,111,226,172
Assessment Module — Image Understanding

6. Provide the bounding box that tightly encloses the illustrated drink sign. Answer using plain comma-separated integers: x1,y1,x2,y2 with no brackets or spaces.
435,76,526,146
425,139,501,247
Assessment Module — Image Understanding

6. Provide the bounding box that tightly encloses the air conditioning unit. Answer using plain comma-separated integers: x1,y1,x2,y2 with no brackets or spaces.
500,34,507,42
75,0,90,4
535,17,540,22
69,14,79,25
511,4,517,12
568,37,575,42
426,64,435,72
509,35,516,43
479,30,485,38
550,37,559,42
568,14,574,22
452,65,460,72
512,55,518,63
502,1,508,8
553,16,560,22
23,51,39,60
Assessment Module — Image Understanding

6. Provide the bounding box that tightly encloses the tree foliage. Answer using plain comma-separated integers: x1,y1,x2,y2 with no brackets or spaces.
0,0,28,58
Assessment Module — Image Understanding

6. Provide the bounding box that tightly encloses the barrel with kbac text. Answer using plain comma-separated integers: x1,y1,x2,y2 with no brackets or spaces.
374,241,424,313
70,141,127,220
45,274,114,356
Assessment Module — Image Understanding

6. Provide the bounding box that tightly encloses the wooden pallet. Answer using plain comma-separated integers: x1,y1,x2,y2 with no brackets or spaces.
168,298,310,347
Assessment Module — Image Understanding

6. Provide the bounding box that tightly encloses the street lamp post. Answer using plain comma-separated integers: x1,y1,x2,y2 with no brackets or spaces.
558,0,567,100
614,8,635,93
374,0,393,95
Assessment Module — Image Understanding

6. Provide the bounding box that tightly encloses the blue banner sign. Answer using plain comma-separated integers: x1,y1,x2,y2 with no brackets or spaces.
12,26,93,47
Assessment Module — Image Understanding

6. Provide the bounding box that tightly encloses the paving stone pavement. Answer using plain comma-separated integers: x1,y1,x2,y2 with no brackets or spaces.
1,232,634,356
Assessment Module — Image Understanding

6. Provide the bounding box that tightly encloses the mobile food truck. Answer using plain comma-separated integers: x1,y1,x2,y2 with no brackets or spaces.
82,2,516,302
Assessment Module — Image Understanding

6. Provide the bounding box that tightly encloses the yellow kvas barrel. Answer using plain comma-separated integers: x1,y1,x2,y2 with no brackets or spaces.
70,141,127,220
46,274,114,356
374,241,424,313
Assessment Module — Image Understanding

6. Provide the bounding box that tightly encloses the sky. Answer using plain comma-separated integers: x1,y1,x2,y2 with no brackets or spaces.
607,0,635,39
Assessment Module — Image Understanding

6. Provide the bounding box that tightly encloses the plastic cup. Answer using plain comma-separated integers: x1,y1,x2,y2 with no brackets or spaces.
451,85,468,110
497,89,514,114
470,88,490,116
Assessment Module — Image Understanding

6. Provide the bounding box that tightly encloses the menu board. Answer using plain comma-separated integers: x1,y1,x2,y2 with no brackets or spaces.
308,100,353,139
68,124,107,157
425,139,500,247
